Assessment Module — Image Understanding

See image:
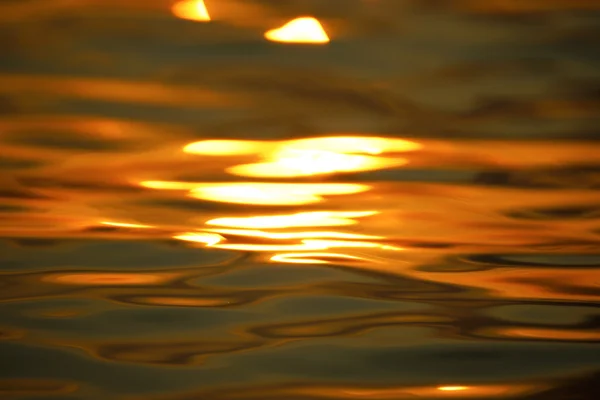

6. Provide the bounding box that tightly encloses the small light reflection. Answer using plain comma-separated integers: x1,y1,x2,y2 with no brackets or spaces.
173,232,224,246
206,211,377,229
172,0,211,22
271,252,366,264
183,140,264,156
301,239,399,249
213,242,328,252
438,386,469,391
265,17,330,44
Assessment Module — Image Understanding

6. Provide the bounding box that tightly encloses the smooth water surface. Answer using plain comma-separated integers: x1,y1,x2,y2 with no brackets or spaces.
1,1,599,399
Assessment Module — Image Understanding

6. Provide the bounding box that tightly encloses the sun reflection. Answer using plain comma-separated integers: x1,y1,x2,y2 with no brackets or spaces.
171,0,211,22
192,183,369,205
438,386,469,391
204,228,382,240
148,135,417,260
265,17,330,44
183,140,265,156
140,180,200,190
213,242,329,252
173,232,224,246
141,181,369,205
271,252,367,264
302,239,384,249
207,211,377,229
181,136,420,178
228,150,406,178
287,136,421,154
171,210,393,258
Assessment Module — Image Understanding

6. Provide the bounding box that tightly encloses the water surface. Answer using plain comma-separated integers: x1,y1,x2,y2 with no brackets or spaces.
1,1,599,399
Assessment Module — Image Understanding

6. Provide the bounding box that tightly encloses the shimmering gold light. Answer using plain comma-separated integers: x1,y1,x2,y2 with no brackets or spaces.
141,181,369,205
172,0,211,22
183,136,420,178
173,232,224,246
140,180,200,190
183,140,265,156
286,136,421,154
271,252,366,264
204,228,382,240
206,211,377,229
438,386,469,391
212,242,328,252
228,149,406,178
265,17,330,44
301,239,393,249
189,183,369,205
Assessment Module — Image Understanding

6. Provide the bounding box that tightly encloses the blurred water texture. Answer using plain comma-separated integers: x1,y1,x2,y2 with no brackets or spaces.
0,1,599,399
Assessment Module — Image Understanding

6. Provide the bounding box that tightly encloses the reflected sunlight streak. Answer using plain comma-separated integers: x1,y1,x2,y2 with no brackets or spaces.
184,136,420,178
438,386,470,391
206,211,377,229
141,181,370,206
204,228,383,240
172,232,224,246
227,149,407,178
265,17,330,44
172,0,211,21
271,252,367,264
183,140,265,156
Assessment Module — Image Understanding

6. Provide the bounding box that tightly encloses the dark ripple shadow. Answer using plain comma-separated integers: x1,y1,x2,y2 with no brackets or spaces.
92,338,267,366
505,204,600,220
457,253,600,268
247,311,450,339
475,165,600,189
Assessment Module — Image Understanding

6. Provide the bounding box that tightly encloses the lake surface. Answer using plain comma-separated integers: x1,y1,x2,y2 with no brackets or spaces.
1,1,599,399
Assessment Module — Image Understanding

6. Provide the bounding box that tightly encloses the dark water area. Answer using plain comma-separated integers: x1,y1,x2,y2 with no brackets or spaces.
1,1,600,399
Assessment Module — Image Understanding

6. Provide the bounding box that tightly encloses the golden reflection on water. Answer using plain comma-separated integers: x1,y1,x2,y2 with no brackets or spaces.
206,211,377,229
185,136,421,178
142,181,370,205
171,0,211,22
183,140,265,156
1,1,599,399
171,210,395,260
202,229,383,240
173,232,224,246
270,252,369,264
100,221,153,229
264,17,330,44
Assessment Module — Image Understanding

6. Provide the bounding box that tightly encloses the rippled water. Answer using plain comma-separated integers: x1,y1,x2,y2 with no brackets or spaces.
1,1,600,399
